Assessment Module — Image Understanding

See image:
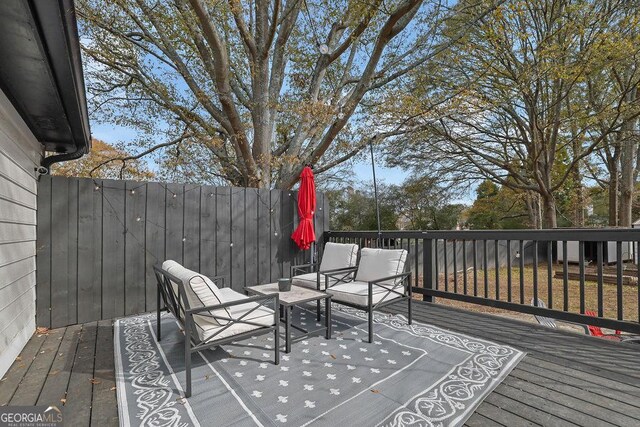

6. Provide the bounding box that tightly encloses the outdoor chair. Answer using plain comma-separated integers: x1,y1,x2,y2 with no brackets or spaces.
531,298,557,329
154,260,279,397
584,310,622,340
290,241,359,320
324,247,412,343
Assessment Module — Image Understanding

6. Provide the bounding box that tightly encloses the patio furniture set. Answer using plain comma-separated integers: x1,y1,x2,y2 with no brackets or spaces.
153,242,413,397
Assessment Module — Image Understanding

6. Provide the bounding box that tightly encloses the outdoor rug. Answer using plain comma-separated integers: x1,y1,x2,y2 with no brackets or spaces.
114,304,525,427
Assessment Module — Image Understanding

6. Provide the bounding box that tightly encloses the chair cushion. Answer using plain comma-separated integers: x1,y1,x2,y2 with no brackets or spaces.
162,260,229,326
199,287,275,342
319,242,359,272
355,248,408,285
326,281,403,306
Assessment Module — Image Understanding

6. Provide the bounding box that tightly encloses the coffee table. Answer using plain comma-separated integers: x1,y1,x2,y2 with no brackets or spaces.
245,283,332,353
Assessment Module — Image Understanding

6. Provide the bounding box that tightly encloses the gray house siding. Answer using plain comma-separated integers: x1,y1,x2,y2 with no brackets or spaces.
0,88,42,378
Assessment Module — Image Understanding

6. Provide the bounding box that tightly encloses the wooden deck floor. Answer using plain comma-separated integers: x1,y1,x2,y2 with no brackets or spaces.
1,302,639,426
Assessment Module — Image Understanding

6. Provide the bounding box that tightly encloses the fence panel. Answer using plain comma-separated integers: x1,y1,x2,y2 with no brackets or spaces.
36,176,326,328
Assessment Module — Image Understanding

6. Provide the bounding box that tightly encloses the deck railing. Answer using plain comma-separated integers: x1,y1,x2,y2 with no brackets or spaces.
324,229,640,334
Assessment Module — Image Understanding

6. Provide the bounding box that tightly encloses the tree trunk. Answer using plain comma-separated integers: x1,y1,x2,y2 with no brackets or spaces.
541,192,557,229
608,158,619,226
619,86,639,226
525,192,542,229
572,166,585,226
620,131,638,226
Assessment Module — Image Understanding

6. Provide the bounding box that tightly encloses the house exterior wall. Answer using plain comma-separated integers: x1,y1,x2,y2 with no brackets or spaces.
0,88,42,378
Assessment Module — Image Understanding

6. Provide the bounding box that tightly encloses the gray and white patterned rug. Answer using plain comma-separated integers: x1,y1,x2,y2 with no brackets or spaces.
114,304,524,427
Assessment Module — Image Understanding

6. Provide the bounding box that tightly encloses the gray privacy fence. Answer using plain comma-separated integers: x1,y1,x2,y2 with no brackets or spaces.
36,176,329,328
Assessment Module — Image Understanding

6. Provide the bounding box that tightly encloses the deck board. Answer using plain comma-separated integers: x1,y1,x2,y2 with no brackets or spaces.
1,301,639,426
90,320,118,426
0,332,46,405
8,328,64,406
64,322,98,426
37,324,82,406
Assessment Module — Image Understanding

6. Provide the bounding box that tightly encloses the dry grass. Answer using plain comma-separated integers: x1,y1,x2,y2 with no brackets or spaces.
415,264,639,322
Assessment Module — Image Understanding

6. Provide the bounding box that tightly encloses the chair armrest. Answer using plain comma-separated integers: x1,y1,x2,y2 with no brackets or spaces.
291,262,318,276
186,294,278,315
369,272,411,286
319,266,359,274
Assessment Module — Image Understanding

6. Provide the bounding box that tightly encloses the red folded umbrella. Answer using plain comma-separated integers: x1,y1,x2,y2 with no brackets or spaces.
291,166,316,250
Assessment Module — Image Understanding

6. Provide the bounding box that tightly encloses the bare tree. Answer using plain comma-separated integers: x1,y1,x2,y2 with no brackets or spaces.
78,0,462,188
389,0,640,228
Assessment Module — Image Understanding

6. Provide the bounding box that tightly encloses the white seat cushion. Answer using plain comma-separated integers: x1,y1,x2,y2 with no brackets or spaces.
327,281,403,306
355,248,408,285
191,287,275,341
200,287,274,341
319,242,358,271
199,305,275,342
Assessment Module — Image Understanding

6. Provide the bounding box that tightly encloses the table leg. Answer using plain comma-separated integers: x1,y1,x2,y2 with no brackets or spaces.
325,297,331,339
285,306,292,353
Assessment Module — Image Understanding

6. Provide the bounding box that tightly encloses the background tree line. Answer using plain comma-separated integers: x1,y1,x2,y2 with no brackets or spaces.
385,0,640,228
74,0,640,230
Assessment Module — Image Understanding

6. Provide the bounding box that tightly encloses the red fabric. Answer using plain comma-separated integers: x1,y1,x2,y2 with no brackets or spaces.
585,310,622,337
291,166,316,250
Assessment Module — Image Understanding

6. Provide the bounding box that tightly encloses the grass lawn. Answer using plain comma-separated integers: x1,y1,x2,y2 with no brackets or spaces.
416,264,639,323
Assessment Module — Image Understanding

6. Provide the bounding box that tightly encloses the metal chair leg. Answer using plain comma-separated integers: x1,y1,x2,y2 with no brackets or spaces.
157,285,162,341
185,339,191,398
368,309,373,343
274,308,280,365
408,297,412,325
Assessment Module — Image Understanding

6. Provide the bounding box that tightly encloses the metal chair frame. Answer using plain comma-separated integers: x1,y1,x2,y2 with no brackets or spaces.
324,266,412,343
153,265,279,397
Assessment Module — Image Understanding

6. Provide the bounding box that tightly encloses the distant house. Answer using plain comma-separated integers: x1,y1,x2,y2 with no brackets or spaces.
0,0,90,377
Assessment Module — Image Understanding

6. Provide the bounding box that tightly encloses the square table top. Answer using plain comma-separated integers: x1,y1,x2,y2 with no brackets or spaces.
245,283,330,306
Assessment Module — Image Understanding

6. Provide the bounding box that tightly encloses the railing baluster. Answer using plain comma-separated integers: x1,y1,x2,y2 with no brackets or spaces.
547,241,553,309
563,241,568,312
637,240,640,323
424,238,434,303
519,240,524,304
453,239,458,293
616,241,623,321
473,240,478,296
414,238,419,290
533,241,538,305
435,239,439,291
444,239,449,292
597,241,604,318
494,240,500,300
507,240,512,302
579,241,585,314
463,240,468,295
483,240,488,298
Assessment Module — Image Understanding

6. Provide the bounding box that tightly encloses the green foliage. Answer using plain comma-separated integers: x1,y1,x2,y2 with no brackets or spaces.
465,181,529,229
328,175,465,231
388,175,464,230
327,186,399,231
